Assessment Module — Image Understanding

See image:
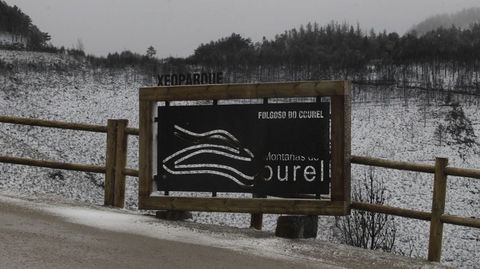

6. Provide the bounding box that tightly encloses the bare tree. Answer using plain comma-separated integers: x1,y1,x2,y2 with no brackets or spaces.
434,123,446,146
335,168,396,252
75,38,84,52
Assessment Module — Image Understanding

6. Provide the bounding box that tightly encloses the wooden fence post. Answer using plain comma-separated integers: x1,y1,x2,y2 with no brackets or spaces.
250,194,264,230
114,119,129,208
428,157,448,262
105,119,129,208
250,213,263,230
250,98,268,230
104,120,117,206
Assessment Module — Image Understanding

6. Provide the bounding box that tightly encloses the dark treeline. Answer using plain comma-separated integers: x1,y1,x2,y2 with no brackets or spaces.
0,0,50,50
84,50,160,75
75,21,480,93
153,22,480,93
184,22,480,70
34,21,480,78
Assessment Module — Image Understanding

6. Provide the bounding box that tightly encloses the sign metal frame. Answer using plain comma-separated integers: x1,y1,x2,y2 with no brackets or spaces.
138,81,351,215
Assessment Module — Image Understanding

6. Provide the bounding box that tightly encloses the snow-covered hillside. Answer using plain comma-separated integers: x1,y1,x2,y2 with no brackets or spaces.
0,50,478,268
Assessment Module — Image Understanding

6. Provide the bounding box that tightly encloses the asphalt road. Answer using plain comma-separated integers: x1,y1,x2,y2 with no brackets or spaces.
0,199,330,269
0,195,449,269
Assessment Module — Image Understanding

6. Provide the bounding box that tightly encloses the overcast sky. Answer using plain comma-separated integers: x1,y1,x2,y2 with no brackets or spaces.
6,0,480,58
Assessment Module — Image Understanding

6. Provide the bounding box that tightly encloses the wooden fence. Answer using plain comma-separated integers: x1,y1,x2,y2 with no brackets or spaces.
0,115,479,263
350,155,480,262
0,115,140,207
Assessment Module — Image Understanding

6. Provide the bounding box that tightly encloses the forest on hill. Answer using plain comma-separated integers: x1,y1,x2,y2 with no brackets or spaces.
90,21,480,91
184,22,480,70
0,0,50,50
410,7,480,35
1,1,479,94
153,21,480,94
152,7,480,91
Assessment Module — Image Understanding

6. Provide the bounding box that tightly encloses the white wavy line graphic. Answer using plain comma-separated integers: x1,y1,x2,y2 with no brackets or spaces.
163,144,240,163
163,165,251,187
175,164,254,180
162,126,256,187
174,125,240,144
174,148,252,164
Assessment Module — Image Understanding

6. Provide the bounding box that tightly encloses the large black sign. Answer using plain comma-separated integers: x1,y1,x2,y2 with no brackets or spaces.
155,102,330,196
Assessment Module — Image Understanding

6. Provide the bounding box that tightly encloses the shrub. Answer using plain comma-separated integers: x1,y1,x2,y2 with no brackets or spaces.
335,168,397,252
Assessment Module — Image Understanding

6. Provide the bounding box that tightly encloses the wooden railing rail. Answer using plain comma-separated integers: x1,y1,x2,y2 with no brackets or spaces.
351,155,435,173
351,155,480,179
351,155,480,262
0,155,106,174
0,115,108,133
350,202,432,221
125,127,140,136
441,214,480,229
0,115,140,208
445,166,480,179
123,168,140,177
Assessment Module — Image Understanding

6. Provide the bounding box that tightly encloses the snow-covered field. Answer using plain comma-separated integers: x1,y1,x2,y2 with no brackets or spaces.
0,50,478,268
347,88,480,268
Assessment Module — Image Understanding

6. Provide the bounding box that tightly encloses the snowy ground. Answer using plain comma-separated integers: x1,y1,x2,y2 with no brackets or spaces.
347,87,480,267
0,50,478,268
